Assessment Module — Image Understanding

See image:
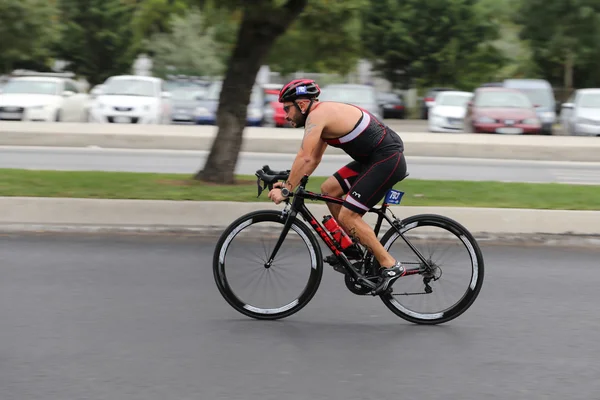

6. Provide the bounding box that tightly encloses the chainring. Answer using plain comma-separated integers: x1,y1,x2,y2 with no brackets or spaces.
344,274,373,295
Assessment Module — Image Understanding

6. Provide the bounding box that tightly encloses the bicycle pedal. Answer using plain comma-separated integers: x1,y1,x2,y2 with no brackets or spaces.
356,276,377,290
332,264,346,274
370,278,394,296
324,255,339,266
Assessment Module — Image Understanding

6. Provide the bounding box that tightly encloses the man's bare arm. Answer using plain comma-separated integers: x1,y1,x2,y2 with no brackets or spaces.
300,118,319,150
284,114,327,191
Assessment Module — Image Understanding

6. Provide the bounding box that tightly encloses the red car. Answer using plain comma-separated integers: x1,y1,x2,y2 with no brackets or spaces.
464,87,542,134
262,86,290,128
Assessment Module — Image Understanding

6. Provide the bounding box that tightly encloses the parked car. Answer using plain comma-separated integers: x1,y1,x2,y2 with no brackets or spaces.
479,82,504,88
261,84,289,127
419,87,455,119
195,81,264,126
559,88,600,136
0,74,89,122
428,91,473,132
89,84,104,99
319,84,383,120
464,87,542,134
170,87,206,123
164,75,211,94
377,92,405,119
503,79,556,135
89,75,172,124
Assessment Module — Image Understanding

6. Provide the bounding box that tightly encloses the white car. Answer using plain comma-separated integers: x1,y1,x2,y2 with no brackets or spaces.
428,91,473,132
0,76,89,122
89,75,172,124
559,88,600,136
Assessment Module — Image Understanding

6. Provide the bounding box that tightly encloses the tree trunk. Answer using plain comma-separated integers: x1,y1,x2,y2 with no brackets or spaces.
564,49,574,93
195,0,308,184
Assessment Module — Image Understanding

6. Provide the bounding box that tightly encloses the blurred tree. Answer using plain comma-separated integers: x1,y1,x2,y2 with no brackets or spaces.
476,0,538,80
194,0,309,184
266,0,368,75
362,0,506,91
516,0,600,91
131,0,191,47
146,8,225,77
0,0,60,74
54,0,139,86
200,0,367,76
194,0,375,183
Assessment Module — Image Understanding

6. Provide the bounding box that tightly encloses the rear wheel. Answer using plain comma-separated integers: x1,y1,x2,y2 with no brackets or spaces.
213,210,324,320
378,214,485,325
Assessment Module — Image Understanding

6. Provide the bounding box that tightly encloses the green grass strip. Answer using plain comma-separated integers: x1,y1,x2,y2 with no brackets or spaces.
0,169,598,210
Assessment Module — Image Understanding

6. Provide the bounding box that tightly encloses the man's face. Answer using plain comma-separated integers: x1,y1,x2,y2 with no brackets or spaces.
283,100,307,128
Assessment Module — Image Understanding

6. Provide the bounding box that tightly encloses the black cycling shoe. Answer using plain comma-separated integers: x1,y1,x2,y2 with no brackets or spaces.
374,261,406,294
324,254,340,266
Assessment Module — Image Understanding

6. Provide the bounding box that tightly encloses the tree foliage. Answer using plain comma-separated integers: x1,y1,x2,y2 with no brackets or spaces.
266,0,367,75
53,0,139,85
362,0,506,91
0,0,60,73
131,0,191,47
199,0,367,76
146,8,225,78
516,0,600,89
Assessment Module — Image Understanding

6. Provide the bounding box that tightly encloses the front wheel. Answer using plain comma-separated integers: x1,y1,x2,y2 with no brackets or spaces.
213,210,324,320
378,214,485,325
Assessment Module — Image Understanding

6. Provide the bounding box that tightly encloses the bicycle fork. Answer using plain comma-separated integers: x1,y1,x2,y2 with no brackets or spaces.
264,209,297,268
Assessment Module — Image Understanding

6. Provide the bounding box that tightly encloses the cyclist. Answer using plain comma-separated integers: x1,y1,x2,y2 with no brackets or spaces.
268,79,408,292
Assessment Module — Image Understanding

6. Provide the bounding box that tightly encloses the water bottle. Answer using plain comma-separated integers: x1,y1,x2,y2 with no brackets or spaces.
322,215,354,249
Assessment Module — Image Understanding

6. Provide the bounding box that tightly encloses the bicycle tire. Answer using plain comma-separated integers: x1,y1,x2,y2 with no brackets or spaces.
378,214,485,325
213,210,324,320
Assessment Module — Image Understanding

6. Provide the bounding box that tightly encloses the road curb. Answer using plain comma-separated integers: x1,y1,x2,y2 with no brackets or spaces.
1,197,599,246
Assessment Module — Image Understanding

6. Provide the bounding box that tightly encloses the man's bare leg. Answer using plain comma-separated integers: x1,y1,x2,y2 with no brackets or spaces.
320,176,345,220
337,207,396,268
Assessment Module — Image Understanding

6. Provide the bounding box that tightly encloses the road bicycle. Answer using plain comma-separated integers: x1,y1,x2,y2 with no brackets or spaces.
213,165,485,325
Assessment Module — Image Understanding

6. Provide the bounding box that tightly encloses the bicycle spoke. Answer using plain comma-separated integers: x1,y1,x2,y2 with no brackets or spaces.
236,267,266,294
225,253,266,269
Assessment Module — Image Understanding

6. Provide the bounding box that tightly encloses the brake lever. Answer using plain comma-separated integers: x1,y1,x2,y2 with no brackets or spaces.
256,176,264,198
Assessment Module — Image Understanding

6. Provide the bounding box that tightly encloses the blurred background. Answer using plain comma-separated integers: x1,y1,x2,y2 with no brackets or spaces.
0,0,599,137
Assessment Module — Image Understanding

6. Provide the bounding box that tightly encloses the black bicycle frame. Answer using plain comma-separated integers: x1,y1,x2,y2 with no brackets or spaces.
265,175,431,288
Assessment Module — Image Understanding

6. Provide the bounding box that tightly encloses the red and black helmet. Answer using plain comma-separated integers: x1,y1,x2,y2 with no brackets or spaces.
278,79,321,103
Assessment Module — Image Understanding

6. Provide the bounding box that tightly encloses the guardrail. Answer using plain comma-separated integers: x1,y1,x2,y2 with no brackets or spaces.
1,122,599,161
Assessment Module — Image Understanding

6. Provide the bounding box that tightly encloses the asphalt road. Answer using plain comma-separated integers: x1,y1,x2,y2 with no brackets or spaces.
2,145,600,185
0,233,599,400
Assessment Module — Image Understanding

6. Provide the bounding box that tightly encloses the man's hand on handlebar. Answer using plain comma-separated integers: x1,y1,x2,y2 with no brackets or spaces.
269,180,294,205
268,185,287,205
